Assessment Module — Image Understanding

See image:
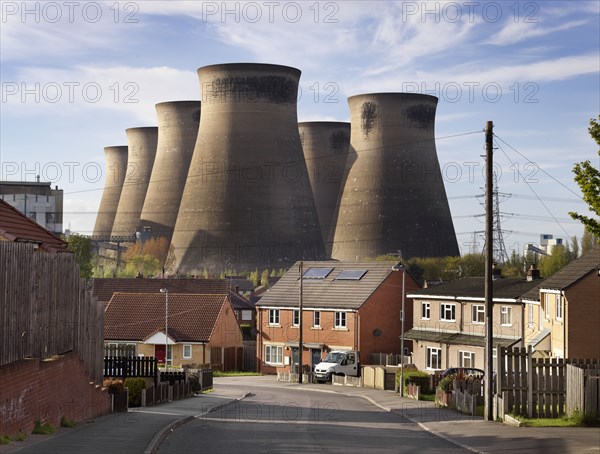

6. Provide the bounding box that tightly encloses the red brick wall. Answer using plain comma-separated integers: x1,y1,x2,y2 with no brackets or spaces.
0,352,110,437
358,271,420,364
565,272,600,359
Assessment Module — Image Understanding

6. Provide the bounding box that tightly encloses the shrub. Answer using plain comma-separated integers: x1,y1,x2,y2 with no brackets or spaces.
123,378,147,407
32,420,56,435
60,416,77,428
396,369,430,394
438,374,456,393
0,436,11,445
104,379,124,394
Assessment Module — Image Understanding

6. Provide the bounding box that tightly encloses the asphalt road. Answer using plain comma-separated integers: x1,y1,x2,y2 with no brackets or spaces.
158,381,468,454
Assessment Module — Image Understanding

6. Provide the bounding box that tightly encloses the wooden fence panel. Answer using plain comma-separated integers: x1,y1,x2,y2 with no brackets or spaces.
0,243,104,384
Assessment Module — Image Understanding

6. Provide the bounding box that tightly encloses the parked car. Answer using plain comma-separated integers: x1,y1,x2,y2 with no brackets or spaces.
441,367,484,378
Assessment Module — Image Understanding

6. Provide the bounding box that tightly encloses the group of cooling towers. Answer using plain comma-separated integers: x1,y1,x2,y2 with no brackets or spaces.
92,63,460,275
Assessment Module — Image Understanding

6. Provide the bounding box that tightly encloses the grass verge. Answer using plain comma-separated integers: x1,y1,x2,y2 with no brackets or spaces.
511,412,600,427
213,371,262,377
32,420,56,435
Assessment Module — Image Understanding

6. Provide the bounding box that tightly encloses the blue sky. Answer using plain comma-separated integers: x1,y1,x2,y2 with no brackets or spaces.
1,1,598,256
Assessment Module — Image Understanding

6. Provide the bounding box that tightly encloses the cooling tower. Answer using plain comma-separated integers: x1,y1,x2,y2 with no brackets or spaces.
298,122,350,257
92,146,128,238
332,93,459,260
170,63,325,273
138,101,201,244
111,127,158,238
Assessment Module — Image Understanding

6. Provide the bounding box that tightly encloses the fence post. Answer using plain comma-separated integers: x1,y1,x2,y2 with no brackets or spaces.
527,345,533,418
141,388,146,407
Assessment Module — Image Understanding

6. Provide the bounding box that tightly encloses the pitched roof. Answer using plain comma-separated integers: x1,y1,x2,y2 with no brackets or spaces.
521,246,600,301
407,276,543,301
256,261,399,309
229,290,255,310
104,293,229,342
90,278,229,303
0,199,70,253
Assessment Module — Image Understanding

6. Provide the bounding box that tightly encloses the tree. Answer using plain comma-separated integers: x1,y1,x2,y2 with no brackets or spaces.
539,244,573,277
581,228,598,255
569,117,600,237
66,234,93,278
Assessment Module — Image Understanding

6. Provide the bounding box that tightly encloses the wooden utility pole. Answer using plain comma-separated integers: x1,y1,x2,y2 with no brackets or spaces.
298,261,304,384
484,120,494,420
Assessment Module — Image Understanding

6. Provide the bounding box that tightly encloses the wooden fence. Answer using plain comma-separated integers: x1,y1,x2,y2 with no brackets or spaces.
566,364,600,418
211,345,256,372
0,242,104,384
496,346,600,418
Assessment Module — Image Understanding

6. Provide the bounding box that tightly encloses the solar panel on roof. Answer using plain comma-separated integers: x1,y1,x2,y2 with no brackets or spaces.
336,270,368,280
303,267,333,279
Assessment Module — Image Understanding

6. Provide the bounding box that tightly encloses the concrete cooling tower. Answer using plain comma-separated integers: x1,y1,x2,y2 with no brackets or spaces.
111,127,158,238
170,63,325,274
332,93,459,261
298,122,350,257
92,146,128,238
138,101,201,244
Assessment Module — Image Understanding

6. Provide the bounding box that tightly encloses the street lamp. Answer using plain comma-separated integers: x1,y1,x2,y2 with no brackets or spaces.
160,288,169,367
392,263,406,397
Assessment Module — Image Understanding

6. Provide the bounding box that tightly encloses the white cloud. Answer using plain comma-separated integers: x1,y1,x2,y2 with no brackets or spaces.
3,65,199,123
487,20,589,46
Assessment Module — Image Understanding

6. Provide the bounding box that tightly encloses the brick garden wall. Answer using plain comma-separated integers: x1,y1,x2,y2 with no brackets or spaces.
0,352,110,436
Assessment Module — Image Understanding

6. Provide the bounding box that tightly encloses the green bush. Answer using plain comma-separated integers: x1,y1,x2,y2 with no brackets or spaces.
396,369,431,394
0,436,11,445
438,374,456,392
32,420,56,435
123,378,147,407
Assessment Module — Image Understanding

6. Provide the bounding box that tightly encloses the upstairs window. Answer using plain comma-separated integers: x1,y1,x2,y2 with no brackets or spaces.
268,309,280,326
334,311,347,329
440,303,456,322
472,305,485,324
421,302,430,320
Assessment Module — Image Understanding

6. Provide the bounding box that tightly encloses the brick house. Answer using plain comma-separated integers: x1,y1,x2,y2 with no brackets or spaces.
104,293,243,367
521,246,600,359
0,198,69,252
255,261,420,374
405,273,543,373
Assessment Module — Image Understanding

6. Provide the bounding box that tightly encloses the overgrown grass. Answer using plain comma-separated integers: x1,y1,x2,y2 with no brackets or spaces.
14,432,27,441
511,411,600,427
32,420,56,435
213,371,262,377
0,436,11,445
60,416,77,428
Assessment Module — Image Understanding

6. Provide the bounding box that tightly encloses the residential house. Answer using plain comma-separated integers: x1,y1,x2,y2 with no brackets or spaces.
90,277,229,309
0,198,69,252
229,290,256,339
255,261,420,374
405,272,543,373
104,293,243,367
522,246,600,359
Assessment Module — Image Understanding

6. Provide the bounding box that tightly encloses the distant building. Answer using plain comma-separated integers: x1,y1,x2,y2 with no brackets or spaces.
0,180,63,235
539,234,563,255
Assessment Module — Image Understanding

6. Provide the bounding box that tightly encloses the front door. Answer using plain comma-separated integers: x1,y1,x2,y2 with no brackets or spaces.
291,348,299,373
155,345,166,364
311,349,322,370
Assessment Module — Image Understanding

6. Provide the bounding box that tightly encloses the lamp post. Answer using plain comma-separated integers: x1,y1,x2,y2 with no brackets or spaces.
392,262,406,396
160,288,169,367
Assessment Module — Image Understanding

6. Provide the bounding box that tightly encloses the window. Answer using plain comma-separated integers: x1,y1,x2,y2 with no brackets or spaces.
459,351,475,368
440,303,456,322
334,311,347,329
556,296,563,321
183,344,192,359
544,295,550,320
313,311,321,328
426,347,442,370
268,309,280,325
265,345,283,365
421,302,430,320
472,305,485,324
292,309,300,327
166,345,172,365
242,310,252,321
501,306,512,326
527,304,534,328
